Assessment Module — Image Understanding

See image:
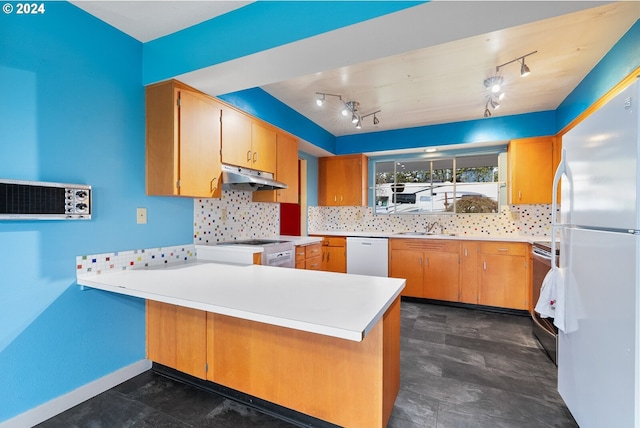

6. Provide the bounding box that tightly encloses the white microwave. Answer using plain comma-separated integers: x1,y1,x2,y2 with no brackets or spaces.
0,179,91,220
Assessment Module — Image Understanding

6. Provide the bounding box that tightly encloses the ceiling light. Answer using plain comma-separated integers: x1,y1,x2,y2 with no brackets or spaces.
355,119,362,129
373,113,380,125
484,76,503,93
425,148,437,153
341,105,349,116
316,93,325,106
360,109,381,127
351,113,359,124
316,96,379,129
481,50,537,117
520,58,531,77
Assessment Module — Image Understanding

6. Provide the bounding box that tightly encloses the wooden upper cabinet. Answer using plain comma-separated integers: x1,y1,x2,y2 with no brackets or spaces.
146,80,223,198
251,122,277,173
220,106,276,174
318,154,368,206
508,137,555,204
252,131,299,203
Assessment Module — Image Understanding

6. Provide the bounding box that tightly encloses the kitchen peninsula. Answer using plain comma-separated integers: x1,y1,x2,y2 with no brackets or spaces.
77,260,405,428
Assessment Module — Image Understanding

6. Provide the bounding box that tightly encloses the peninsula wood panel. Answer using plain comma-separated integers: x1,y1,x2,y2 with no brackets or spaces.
175,306,207,379
210,297,401,428
146,300,177,368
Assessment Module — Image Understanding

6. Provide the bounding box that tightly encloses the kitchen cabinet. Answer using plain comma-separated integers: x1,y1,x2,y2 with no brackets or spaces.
146,301,207,379
220,106,276,173
508,136,555,204
320,236,346,273
459,241,480,304
146,80,222,198
388,239,460,301
318,154,368,206
295,242,322,270
252,131,299,203
477,242,529,310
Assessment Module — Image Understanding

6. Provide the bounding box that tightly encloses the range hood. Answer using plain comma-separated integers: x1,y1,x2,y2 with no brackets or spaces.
221,164,288,192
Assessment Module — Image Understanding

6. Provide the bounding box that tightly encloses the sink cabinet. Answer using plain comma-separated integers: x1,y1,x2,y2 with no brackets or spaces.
459,241,480,304
389,239,460,301
146,80,223,198
318,154,368,206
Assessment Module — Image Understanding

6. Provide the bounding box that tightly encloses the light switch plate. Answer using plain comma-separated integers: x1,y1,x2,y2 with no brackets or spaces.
137,207,147,224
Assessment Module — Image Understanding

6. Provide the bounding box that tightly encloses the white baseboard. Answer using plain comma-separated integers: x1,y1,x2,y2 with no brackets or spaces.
0,359,152,428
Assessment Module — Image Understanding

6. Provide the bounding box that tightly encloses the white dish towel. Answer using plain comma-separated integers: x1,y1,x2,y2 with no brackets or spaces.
535,267,567,332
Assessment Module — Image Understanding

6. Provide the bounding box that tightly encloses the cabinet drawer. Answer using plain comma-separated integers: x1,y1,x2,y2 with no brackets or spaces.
389,238,459,253
295,246,306,262
478,242,528,256
305,242,322,258
322,236,346,247
305,255,323,270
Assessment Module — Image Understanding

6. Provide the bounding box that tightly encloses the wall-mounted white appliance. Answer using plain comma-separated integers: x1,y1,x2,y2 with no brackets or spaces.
0,179,92,220
553,78,640,427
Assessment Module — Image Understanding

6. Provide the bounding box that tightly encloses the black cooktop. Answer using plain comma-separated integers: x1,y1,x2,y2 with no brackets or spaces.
217,239,288,246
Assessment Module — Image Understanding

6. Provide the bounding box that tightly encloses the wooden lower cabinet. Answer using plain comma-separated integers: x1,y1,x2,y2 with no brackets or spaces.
147,297,401,428
478,242,530,310
295,242,322,270
318,236,346,273
388,239,460,300
146,301,206,379
460,241,480,304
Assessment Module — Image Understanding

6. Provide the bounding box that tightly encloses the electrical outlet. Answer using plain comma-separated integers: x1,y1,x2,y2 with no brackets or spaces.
511,211,520,221
137,207,147,224
221,207,227,222
356,210,362,221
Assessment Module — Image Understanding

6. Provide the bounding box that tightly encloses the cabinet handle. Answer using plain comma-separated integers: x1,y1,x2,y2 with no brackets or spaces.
310,263,318,268
334,195,337,202
483,261,487,270
419,257,422,266
518,190,522,200
247,150,252,162
340,195,344,202
322,252,325,262
210,177,218,193
253,152,258,163
327,252,331,262
464,248,468,256
497,248,508,252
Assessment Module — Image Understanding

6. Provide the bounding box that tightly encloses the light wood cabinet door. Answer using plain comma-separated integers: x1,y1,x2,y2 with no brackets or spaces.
424,251,460,301
220,105,252,168
175,306,207,379
178,89,222,198
147,301,207,380
478,243,529,310
250,122,277,173
318,154,368,206
389,249,424,297
323,245,346,273
459,242,479,304
508,137,554,204
145,80,222,198
252,131,299,203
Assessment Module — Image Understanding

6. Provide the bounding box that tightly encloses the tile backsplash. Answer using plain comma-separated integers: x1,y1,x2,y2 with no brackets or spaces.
194,190,279,244
307,204,553,237
76,244,196,278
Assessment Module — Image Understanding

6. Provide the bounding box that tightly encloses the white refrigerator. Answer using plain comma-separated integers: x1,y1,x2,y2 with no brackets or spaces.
555,78,640,427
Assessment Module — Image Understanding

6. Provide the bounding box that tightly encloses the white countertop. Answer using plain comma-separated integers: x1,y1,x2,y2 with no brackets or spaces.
77,261,405,342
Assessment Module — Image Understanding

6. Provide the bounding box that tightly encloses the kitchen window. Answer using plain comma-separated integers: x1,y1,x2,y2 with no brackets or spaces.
374,153,506,215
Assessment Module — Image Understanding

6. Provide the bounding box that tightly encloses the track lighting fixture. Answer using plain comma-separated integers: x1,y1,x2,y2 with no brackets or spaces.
481,50,537,118
315,93,380,129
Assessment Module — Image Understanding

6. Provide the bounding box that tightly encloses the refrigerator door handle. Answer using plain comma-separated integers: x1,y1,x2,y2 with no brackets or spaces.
551,149,567,268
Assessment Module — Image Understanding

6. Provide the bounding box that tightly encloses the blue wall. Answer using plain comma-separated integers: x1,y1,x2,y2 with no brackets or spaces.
0,3,193,421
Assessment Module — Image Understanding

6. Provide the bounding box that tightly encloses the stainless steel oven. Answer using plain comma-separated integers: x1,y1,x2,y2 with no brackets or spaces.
216,239,295,268
531,241,558,365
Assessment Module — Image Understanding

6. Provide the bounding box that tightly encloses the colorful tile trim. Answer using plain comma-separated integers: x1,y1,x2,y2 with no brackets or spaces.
193,190,279,244
307,204,554,237
76,244,196,278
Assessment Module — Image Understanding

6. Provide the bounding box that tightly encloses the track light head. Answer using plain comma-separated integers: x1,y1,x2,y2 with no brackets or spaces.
520,59,531,77
373,114,380,125
484,76,503,93
490,98,500,110
351,113,359,124
355,119,362,129
316,94,325,106
484,108,492,118
341,105,349,116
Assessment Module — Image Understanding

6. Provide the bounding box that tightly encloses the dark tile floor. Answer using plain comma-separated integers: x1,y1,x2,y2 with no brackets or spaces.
37,301,577,428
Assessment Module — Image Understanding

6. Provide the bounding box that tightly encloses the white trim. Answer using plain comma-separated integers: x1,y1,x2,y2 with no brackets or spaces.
0,359,151,428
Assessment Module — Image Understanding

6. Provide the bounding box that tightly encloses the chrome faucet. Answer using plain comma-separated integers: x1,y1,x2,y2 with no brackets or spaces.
426,221,442,234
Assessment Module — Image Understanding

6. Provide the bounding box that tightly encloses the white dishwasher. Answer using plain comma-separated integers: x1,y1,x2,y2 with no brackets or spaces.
346,237,389,277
